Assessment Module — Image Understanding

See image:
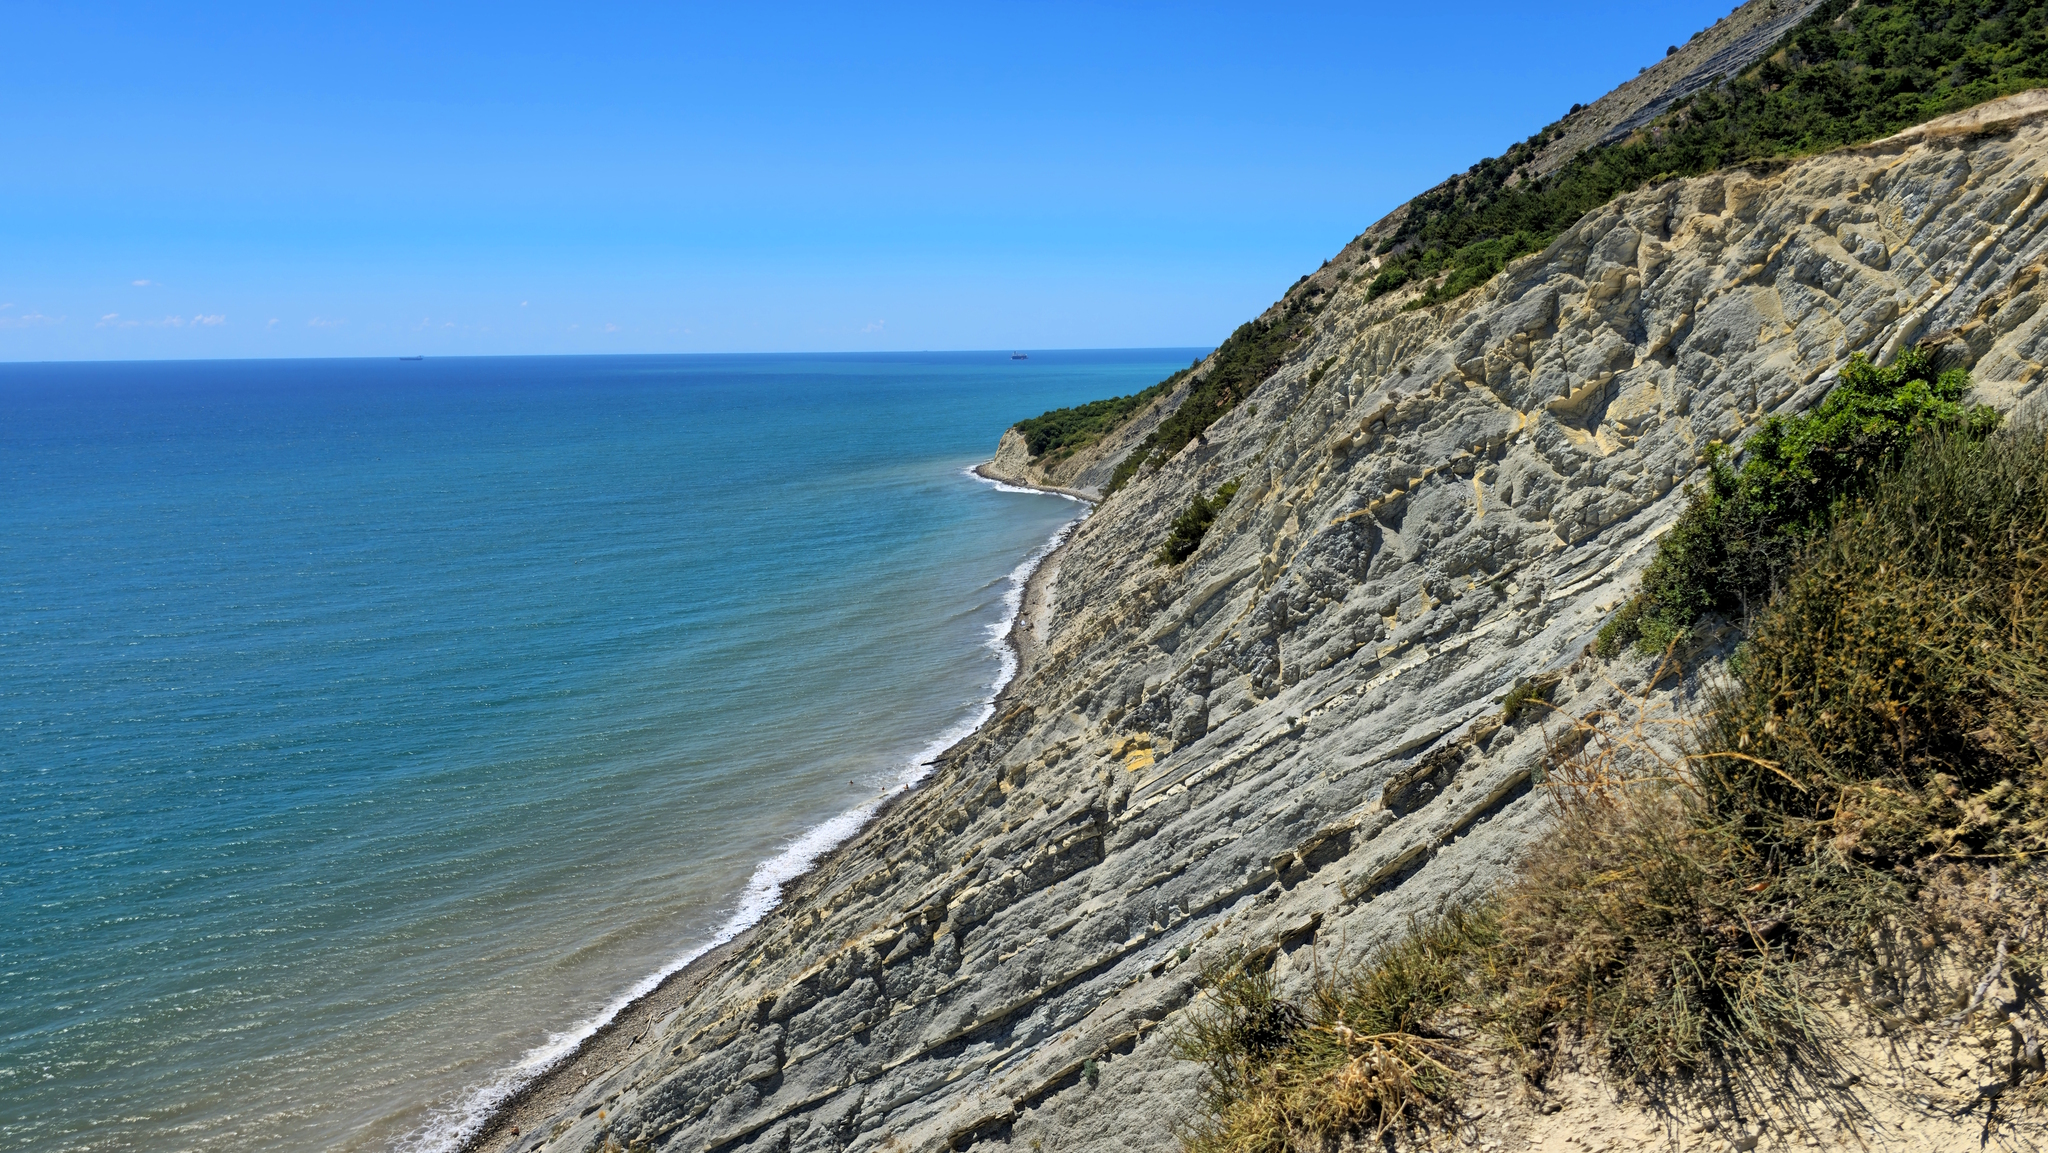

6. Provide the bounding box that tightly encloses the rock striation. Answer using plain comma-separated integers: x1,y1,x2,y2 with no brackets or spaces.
501,85,2048,1153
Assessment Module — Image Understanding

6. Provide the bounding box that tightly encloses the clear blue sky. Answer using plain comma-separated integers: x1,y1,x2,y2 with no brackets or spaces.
1,1,1742,360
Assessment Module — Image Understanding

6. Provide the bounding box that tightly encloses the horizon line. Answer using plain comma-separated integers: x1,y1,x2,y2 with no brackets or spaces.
0,345,1218,368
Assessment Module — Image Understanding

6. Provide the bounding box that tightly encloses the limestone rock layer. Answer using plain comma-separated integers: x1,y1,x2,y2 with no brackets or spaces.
510,93,2048,1153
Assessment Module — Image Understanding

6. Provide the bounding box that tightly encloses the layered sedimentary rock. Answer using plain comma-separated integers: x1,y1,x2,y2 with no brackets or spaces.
509,90,2048,1153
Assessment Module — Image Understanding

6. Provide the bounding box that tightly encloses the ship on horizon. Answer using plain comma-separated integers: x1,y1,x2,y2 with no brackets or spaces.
1009,351,1027,360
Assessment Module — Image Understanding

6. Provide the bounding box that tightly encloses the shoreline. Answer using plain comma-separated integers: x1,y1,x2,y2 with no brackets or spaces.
969,461,1094,709
452,929,758,1153
996,520,1066,709
453,462,1084,1153
969,461,1102,506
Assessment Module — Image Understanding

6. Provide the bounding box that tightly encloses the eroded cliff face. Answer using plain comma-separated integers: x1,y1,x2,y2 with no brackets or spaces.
510,94,2048,1153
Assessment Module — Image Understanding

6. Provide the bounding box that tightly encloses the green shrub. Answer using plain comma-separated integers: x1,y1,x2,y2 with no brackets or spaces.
1596,347,1998,656
1701,426,2048,856
1156,480,1241,566
1372,0,2048,309
1533,429,2048,1070
1498,674,1557,721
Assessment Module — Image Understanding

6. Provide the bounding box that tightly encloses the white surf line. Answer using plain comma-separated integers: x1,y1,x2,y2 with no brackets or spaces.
965,465,1089,695
400,472,1086,1153
967,463,1097,506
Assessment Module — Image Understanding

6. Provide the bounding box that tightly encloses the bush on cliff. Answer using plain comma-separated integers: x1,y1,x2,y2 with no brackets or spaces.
1595,346,1997,656
1156,480,1241,566
1177,424,2048,1148
1177,918,1481,1152
1371,0,2048,310
1009,292,1314,487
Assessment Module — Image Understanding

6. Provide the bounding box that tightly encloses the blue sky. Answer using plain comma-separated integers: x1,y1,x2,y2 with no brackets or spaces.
1,1,1743,360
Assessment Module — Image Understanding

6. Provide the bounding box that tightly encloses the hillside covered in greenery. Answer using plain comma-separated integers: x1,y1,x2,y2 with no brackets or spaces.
1002,295,1322,497
1372,0,2048,307
1012,369,1189,461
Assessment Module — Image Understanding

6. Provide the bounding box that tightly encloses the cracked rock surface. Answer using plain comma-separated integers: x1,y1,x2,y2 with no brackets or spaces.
504,91,2048,1153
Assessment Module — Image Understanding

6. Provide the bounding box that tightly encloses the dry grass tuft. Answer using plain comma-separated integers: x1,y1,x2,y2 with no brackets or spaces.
1177,428,2048,1149
1176,919,1488,1153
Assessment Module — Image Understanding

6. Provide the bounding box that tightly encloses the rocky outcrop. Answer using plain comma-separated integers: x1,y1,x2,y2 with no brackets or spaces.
501,90,2048,1153
983,429,1037,487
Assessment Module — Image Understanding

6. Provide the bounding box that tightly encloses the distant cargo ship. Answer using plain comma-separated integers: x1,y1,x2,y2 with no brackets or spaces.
1009,352,1027,360
399,356,424,361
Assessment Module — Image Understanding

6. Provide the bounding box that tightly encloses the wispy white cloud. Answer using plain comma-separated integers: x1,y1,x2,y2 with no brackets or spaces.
0,311,64,329
132,279,158,288
861,319,886,333
307,316,346,328
96,313,227,329
602,322,620,333
267,318,279,327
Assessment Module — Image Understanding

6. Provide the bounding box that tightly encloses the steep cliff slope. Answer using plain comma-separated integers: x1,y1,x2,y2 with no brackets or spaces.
1525,0,1827,177
490,87,2048,1153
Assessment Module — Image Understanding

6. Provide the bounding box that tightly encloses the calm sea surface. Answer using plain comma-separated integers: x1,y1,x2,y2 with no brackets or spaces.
0,350,1200,1153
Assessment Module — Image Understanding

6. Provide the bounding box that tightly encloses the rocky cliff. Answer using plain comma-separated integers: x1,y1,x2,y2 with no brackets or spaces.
496,66,2048,1153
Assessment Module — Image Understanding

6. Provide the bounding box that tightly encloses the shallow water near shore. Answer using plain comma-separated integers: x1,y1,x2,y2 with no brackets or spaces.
0,349,1198,1153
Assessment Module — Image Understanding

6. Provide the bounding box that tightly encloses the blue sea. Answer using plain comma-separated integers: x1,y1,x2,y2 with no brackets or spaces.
0,350,1200,1153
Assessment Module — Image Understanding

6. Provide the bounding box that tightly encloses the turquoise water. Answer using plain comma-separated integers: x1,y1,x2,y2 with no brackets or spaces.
0,350,1198,1153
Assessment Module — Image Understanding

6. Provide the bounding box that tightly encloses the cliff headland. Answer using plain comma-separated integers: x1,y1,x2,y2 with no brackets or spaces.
490,3,2048,1150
